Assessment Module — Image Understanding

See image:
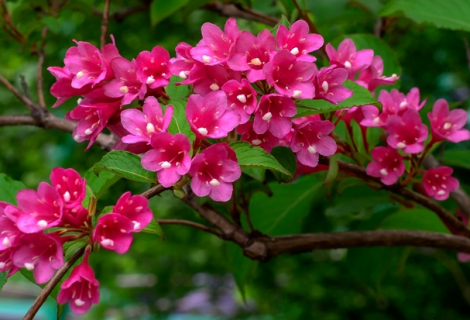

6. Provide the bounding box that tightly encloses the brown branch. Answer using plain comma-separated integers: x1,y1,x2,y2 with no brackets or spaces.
424,154,470,218
0,74,40,113
0,0,26,44
22,247,85,320
317,156,470,238
140,184,167,199
204,1,279,27
243,231,470,261
0,114,115,150
157,219,223,237
100,0,111,48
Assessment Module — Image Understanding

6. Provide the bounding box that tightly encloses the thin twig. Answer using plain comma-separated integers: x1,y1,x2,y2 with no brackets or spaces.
22,247,85,320
100,0,111,48
157,219,223,237
204,1,279,27
0,74,39,113
19,75,31,100
140,184,167,199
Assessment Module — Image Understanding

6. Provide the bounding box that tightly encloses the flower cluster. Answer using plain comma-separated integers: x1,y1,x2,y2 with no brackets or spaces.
48,18,469,205
0,168,152,314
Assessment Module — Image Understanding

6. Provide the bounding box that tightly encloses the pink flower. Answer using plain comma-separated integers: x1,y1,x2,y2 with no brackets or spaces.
187,64,241,96
423,166,459,201
326,39,373,78
428,99,470,143
366,147,405,185
63,40,119,89
356,55,398,91
142,132,192,188
0,202,23,250
47,67,93,107
50,168,86,209
16,182,64,233
170,42,197,80
360,105,382,127
107,116,152,154
237,121,279,153
93,213,134,254
290,120,337,167
264,50,316,99
222,79,258,124
386,109,428,154
227,30,276,82
62,205,89,228
136,46,171,89
66,88,121,149
103,57,146,106
313,66,352,104
12,233,64,284
254,94,297,138
0,248,20,277
121,97,173,145
190,18,239,66
276,20,324,62
57,254,99,314
189,143,241,202
112,192,153,232
186,91,239,139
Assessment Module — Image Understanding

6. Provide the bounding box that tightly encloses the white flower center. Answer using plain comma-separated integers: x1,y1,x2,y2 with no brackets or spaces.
2,237,10,248
25,263,35,270
293,90,302,98
444,122,452,129
236,94,247,103
290,47,300,55
252,139,262,146
132,221,141,231
202,55,211,64
437,190,446,196
321,81,329,93
63,191,71,202
262,112,272,121
179,71,188,79
396,142,406,149
146,76,155,84
161,161,172,169
308,145,317,154
119,86,129,94
101,239,114,247
344,61,352,68
84,128,93,136
146,123,155,134
209,179,220,187
210,83,219,91
76,71,85,79
198,127,208,136
75,299,85,306
380,169,388,176
37,220,48,228
250,58,262,66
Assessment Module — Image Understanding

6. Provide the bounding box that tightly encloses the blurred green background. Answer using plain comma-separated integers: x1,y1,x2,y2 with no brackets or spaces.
2,0,470,319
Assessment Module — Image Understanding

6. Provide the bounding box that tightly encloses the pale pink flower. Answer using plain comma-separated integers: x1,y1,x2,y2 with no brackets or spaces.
428,99,470,143
386,109,428,154
326,39,373,78
254,94,296,138
423,167,459,201
136,46,171,89
366,147,405,185
276,20,324,62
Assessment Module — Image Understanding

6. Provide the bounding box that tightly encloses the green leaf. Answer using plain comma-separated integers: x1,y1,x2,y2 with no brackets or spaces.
166,76,189,100
142,219,165,239
250,175,322,235
225,242,258,300
325,193,391,218
182,0,213,20
324,154,338,185
270,14,291,36
167,99,195,145
442,149,470,170
0,272,7,292
242,167,266,182
0,173,26,205
379,0,470,33
296,80,379,117
150,0,190,26
378,208,450,233
230,141,292,177
93,151,156,184
84,170,121,199
41,16,60,34
81,185,95,212
270,146,297,183
332,34,401,86
100,206,113,215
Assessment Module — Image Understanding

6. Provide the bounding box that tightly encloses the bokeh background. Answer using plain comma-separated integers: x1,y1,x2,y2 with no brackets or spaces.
1,0,470,319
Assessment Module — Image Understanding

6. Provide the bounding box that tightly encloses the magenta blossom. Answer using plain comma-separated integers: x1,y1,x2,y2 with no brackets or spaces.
121,97,173,145
386,109,428,154
290,120,337,167
276,20,324,62
170,42,197,80
57,253,100,314
190,18,239,66
360,105,383,127
63,40,120,89
16,182,64,233
50,167,86,209
237,121,279,153
66,89,121,149
142,133,192,188
254,94,297,138
136,46,171,89
186,91,239,139
326,39,373,78
264,50,316,99
313,66,352,104
189,143,241,202
47,67,93,107
93,213,134,254
423,167,459,201
113,192,153,232
222,79,258,124
356,55,398,91
428,99,470,143
227,30,276,82
0,248,19,277
366,147,405,185
12,233,64,284
187,64,241,96
0,202,23,250
103,57,146,106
